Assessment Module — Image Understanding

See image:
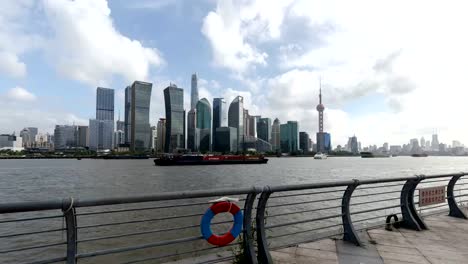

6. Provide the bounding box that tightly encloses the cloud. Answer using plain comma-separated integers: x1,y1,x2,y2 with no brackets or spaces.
6,87,36,102
125,0,179,10
42,0,164,85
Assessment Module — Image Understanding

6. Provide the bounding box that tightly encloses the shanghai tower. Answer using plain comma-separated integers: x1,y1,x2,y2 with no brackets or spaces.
187,73,199,151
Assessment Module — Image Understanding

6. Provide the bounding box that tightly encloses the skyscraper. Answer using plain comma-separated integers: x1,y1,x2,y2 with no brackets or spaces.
348,135,358,154
249,115,260,137
96,87,114,120
124,81,152,152
243,109,250,138
164,84,185,153
187,109,196,151
280,121,299,153
20,127,38,148
54,125,77,150
228,96,244,152
77,126,89,148
271,118,280,151
299,131,310,153
156,118,166,153
316,80,331,153
212,98,227,149
257,118,272,143
196,98,211,152
90,87,115,151
191,73,199,110
431,134,439,151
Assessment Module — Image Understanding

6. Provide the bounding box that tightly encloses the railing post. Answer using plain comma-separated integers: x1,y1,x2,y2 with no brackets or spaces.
447,173,467,219
243,188,259,264
256,186,272,264
400,175,426,230
62,198,77,264
342,179,362,246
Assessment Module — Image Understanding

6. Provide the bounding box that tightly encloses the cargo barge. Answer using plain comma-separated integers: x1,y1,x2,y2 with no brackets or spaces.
154,154,268,166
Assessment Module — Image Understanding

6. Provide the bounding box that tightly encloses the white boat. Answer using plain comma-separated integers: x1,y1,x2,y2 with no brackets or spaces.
314,153,327,159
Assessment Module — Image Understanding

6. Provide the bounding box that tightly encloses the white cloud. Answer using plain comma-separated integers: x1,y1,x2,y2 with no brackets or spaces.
42,0,164,85
0,52,27,78
6,87,36,102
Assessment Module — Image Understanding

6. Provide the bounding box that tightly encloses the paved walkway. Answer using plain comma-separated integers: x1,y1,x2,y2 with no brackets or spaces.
271,214,468,264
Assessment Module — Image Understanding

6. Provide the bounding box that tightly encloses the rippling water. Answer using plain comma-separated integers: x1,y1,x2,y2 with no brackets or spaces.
1,157,467,263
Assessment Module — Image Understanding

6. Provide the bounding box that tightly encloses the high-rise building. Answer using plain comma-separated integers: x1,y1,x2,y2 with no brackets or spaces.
420,137,425,150
299,132,310,153
257,118,271,143
151,126,157,151
156,118,166,153
96,87,114,120
431,134,439,151
113,130,124,148
348,135,358,154
191,73,199,110
410,138,419,153
196,98,211,152
125,81,152,152
271,118,280,151
0,134,23,151
116,120,124,131
54,125,77,150
20,127,38,148
90,87,115,151
164,84,185,153
243,109,250,138
212,98,227,149
77,126,89,148
249,115,260,137
383,142,389,152
280,121,299,153
316,80,331,153
228,96,244,152
187,109,196,151
214,127,237,153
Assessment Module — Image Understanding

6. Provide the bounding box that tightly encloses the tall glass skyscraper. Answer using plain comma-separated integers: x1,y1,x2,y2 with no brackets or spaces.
271,118,280,151
164,84,185,153
196,98,211,152
299,131,310,153
96,87,114,120
212,98,227,149
124,81,152,152
187,109,196,151
54,125,77,150
228,96,244,152
257,118,271,143
90,87,115,151
280,121,299,153
191,73,199,110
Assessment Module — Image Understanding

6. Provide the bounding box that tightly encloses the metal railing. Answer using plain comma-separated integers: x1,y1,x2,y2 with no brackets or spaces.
0,172,467,264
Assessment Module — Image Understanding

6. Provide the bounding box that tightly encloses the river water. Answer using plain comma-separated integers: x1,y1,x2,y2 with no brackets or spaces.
1,157,467,263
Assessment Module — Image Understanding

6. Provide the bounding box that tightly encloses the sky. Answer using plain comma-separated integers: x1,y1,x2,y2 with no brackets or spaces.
1,0,468,147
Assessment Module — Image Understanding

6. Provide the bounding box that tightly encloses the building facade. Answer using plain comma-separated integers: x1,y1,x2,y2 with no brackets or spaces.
54,125,77,150
96,87,114,120
187,109,196,151
212,98,227,150
196,98,211,152
214,127,237,153
257,118,271,143
77,126,89,148
271,118,281,151
125,81,153,152
156,118,166,153
164,84,185,153
89,87,115,151
280,121,299,153
190,73,199,110
299,131,310,153
228,96,244,152
0,134,23,151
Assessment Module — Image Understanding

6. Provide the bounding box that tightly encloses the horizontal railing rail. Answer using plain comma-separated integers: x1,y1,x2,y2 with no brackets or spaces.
0,172,467,264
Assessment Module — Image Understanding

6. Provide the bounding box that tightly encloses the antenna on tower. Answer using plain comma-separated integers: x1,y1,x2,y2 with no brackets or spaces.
319,76,322,104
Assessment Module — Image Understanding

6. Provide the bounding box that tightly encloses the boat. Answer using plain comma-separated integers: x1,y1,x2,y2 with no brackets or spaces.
360,152,391,158
314,153,328,159
411,153,428,157
154,154,268,166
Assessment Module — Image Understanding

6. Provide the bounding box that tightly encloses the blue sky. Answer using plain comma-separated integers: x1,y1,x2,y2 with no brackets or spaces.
1,0,468,146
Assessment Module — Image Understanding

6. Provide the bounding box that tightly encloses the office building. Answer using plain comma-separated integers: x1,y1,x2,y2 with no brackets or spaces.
280,121,299,153
243,109,250,138
125,81,153,152
299,132,310,153
113,130,125,148
187,109,196,151
89,87,115,151
0,134,23,151
54,125,77,150
249,115,260,137
347,135,358,154
214,127,237,153
77,126,89,148
96,87,114,120
228,96,244,152
257,118,271,143
196,98,211,152
212,98,227,149
191,73,199,110
156,118,166,153
164,84,185,153
431,134,439,151
116,120,124,131
20,127,38,148
271,118,280,151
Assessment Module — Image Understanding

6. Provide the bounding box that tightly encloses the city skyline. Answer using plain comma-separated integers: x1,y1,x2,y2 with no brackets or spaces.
1,1,468,146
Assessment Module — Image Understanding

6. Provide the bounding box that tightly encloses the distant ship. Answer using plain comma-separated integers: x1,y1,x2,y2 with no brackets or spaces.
411,153,428,157
314,153,328,159
360,152,391,158
154,154,268,166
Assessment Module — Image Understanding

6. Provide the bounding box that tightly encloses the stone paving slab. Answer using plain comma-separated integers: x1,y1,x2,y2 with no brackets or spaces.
270,213,468,264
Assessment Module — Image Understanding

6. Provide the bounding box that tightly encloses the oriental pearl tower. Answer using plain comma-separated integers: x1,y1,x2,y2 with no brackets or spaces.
316,79,325,133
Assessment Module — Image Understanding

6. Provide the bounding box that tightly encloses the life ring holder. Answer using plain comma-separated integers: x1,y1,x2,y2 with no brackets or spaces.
200,201,243,246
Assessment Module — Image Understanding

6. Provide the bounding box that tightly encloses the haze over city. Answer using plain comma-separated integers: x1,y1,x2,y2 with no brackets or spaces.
1,0,468,147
